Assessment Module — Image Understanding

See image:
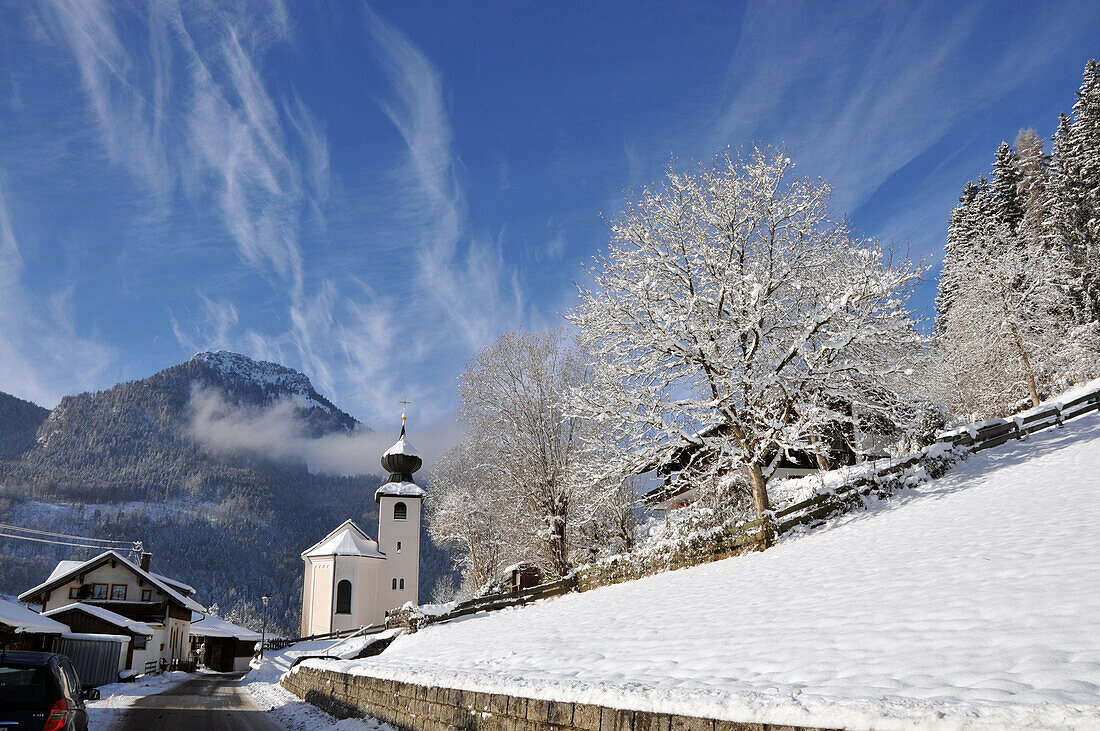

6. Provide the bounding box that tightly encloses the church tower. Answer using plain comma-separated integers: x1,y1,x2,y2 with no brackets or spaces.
375,408,424,608
299,407,424,636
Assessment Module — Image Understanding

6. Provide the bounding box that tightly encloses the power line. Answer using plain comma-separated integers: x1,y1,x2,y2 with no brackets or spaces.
0,523,132,546
0,532,119,551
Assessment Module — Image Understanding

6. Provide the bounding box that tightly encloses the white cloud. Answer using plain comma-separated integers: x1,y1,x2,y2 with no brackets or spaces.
187,385,461,474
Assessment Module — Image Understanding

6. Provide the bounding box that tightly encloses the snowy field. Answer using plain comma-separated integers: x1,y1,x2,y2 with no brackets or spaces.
245,638,397,730
302,412,1100,730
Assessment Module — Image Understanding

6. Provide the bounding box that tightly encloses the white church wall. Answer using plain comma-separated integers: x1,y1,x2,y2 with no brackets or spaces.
377,495,422,609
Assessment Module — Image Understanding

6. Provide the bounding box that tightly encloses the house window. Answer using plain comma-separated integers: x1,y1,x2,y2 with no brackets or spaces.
396,541,402,553
335,580,352,615
393,502,407,520
92,583,109,600
110,584,128,601
391,578,397,590
399,578,405,590
141,589,152,602
69,587,80,599
133,635,148,650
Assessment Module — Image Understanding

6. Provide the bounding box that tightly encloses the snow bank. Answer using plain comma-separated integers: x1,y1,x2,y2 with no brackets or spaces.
307,412,1100,729
244,638,399,730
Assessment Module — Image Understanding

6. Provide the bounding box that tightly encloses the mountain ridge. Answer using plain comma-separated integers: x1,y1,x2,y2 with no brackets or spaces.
0,352,454,634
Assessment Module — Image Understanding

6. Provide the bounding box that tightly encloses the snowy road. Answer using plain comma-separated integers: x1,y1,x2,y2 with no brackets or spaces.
112,673,284,731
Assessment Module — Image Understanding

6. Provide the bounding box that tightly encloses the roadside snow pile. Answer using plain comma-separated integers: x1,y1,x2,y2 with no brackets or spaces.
245,637,399,730
85,671,192,731
304,412,1100,730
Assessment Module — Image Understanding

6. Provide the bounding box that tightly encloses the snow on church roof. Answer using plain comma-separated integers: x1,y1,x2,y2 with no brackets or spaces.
383,434,419,459
375,480,425,500
302,520,385,559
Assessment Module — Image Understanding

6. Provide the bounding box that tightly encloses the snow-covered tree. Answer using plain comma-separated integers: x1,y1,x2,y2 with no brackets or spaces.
934,225,1099,415
936,178,994,330
570,148,925,540
424,440,515,596
1044,60,1100,321
454,328,605,578
1014,128,1048,245
991,140,1024,231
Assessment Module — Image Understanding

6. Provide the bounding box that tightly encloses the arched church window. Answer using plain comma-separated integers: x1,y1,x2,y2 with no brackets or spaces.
336,580,352,614
394,502,407,520
392,578,397,590
399,578,405,590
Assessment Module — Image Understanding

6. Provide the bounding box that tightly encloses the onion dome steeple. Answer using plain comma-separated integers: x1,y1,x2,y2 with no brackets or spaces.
375,402,426,502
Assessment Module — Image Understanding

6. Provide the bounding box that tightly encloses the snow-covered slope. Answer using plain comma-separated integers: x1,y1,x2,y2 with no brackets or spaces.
305,412,1100,729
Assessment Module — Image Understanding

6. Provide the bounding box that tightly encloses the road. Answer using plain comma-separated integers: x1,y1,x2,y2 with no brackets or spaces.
114,672,285,731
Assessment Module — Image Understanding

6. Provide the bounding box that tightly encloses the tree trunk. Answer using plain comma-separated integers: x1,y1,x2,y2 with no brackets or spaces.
1008,322,1042,407
747,463,774,549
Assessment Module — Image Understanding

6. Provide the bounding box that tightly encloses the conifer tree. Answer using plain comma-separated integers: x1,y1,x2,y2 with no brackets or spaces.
935,178,995,330
991,141,1024,231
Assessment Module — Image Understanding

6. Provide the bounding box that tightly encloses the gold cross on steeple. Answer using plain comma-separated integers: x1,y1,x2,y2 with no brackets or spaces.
400,398,411,428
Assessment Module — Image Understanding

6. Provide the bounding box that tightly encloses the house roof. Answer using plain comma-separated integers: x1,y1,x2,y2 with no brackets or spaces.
18,550,205,613
151,573,195,596
188,613,261,641
44,602,155,636
45,560,84,585
302,519,385,559
0,597,69,635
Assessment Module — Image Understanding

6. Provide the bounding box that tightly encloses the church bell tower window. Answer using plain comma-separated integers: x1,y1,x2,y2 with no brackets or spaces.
394,501,407,520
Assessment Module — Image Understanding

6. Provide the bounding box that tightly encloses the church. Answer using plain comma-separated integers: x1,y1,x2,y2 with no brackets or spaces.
299,414,424,636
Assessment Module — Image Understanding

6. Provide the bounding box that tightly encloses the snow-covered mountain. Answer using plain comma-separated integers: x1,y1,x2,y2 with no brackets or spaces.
188,351,357,433
0,353,454,634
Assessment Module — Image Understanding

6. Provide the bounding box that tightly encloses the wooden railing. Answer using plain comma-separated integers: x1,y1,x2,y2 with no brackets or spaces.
421,575,579,629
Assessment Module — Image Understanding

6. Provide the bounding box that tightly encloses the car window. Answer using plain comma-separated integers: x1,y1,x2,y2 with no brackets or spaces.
0,665,50,708
59,660,80,697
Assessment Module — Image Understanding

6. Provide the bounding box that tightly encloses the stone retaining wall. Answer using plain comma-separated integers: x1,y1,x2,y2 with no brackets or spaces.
282,665,824,731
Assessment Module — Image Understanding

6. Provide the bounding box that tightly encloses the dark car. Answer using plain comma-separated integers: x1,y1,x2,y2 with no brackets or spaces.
0,650,99,730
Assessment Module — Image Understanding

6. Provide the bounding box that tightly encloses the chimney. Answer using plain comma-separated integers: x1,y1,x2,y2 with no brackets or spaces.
140,553,152,572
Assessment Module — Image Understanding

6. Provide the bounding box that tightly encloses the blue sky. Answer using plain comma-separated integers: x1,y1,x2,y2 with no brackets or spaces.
1,1,1097,437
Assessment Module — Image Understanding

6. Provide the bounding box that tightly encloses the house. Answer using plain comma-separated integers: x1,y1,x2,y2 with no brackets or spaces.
188,613,261,672
18,550,205,670
640,414,893,511
300,416,424,636
43,602,158,675
0,596,69,651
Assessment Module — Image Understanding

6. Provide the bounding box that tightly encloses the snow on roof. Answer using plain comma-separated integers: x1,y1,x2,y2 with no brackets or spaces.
151,572,195,595
0,597,69,635
306,412,1100,730
45,560,84,585
44,602,155,636
302,520,385,559
189,612,261,641
19,550,205,614
375,480,425,500
383,435,419,459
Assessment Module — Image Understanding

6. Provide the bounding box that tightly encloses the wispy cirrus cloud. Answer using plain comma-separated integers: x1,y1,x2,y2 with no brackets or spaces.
364,5,526,353
0,184,114,406
23,1,526,447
